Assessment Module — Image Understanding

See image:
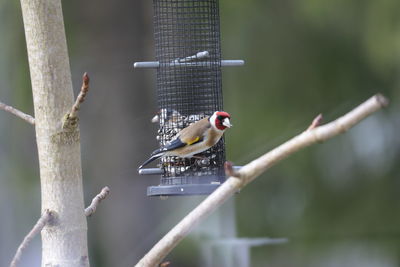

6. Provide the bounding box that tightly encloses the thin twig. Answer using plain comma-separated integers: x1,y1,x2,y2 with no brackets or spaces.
307,113,323,130
85,186,110,217
10,210,54,267
135,94,388,267
62,73,90,130
224,161,241,178
0,101,35,125
69,72,90,119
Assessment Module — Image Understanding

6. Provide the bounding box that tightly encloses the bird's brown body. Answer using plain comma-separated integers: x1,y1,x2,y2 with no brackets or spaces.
165,116,223,157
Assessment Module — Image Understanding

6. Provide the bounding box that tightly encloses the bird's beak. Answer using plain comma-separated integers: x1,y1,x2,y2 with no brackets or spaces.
222,118,232,128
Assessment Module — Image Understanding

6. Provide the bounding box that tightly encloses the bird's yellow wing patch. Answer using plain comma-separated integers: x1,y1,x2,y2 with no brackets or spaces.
186,136,200,145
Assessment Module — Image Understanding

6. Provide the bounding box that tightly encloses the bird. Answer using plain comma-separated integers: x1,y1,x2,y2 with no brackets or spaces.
138,111,232,169
151,108,182,126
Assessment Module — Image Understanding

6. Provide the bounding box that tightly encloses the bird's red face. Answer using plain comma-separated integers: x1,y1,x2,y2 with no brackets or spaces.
211,111,232,131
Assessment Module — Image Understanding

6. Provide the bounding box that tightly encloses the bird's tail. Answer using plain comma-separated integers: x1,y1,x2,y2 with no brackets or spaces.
138,153,163,170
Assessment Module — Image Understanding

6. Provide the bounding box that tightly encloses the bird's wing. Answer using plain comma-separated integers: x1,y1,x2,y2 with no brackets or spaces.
177,117,210,145
155,138,187,154
152,117,211,156
151,136,198,156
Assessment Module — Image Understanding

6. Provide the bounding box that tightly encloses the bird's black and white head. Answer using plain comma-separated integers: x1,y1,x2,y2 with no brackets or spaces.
210,111,232,131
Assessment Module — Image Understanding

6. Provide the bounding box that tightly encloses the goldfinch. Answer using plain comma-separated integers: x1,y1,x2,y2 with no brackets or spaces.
138,111,232,169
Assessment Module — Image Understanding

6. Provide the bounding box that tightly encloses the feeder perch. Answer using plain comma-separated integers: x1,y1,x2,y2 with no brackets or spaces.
136,0,243,196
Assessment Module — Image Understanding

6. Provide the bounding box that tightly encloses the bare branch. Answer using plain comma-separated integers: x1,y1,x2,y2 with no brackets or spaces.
62,72,90,130
85,186,110,217
0,101,35,125
10,210,54,267
135,94,388,267
20,0,89,265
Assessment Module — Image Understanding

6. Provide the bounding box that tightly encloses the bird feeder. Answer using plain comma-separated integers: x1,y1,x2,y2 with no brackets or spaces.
135,0,243,196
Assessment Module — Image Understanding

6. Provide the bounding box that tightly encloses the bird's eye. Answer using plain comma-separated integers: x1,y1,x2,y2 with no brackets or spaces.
217,115,223,120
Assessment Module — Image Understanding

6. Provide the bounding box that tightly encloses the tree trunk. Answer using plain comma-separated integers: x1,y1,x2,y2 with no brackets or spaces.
20,0,89,266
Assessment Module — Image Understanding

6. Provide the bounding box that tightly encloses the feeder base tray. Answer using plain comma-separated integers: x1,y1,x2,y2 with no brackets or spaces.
147,183,221,196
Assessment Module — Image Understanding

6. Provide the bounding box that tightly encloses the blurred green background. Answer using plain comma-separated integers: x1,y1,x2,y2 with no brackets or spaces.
0,0,399,266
